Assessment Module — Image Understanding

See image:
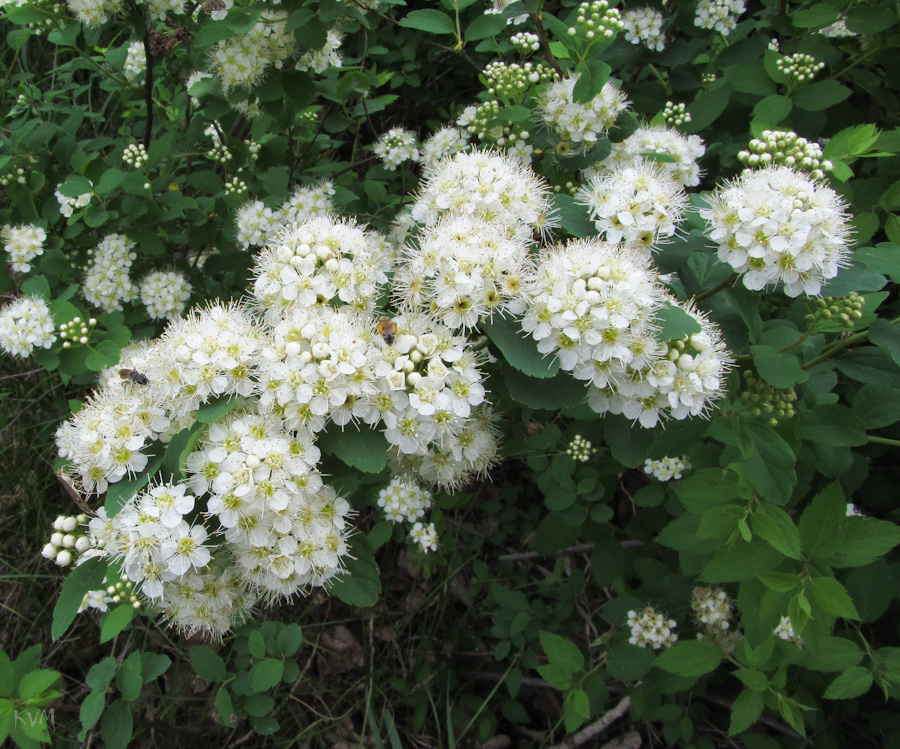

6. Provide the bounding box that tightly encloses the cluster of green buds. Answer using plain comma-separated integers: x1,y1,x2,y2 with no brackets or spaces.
482,61,556,101
19,0,64,35
123,142,148,169
776,52,825,84
568,0,624,40
806,291,864,330
225,175,248,196
552,181,578,196
59,316,97,348
458,100,531,149
104,576,141,609
42,514,92,567
565,434,595,463
701,72,717,87
0,166,27,187
662,101,691,128
510,31,541,55
248,141,261,161
740,371,797,425
737,130,833,179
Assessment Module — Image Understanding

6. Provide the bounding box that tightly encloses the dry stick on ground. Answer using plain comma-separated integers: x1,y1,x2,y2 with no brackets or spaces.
599,730,642,749
549,696,632,749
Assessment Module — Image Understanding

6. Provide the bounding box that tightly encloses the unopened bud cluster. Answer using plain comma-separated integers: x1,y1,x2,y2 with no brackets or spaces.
552,181,577,195
204,124,232,164
510,31,540,54
42,514,92,567
737,130,832,179
248,141,261,161
458,101,531,149
0,167,27,186
662,101,691,128
225,176,248,196
59,316,97,347
79,573,141,614
123,142,148,169
740,371,797,425
566,434,595,463
482,61,555,100
643,455,690,481
568,0,624,39
627,606,678,650
806,292,863,330
701,72,717,86
776,53,825,84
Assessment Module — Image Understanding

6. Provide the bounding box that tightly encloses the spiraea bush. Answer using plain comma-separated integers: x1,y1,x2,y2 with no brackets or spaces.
1,0,900,746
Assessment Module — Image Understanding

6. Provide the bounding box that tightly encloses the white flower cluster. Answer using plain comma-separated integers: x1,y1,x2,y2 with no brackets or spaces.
776,53,825,84
538,77,629,153
522,239,730,427
691,587,732,631
186,70,215,105
737,130,832,180
236,181,336,249
2,223,46,273
694,0,746,35
0,295,57,357
627,606,678,649
510,31,540,54
485,0,528,25
79,574,140,614
124,40,146,82
209,13,294,90
846,503,864,517
65,0,123,27
83,233,138,312
55,185,92,218
203,124,232,164
123,142,148,169
576,162,688,248
393,213,533,330
662,101,691,128
251,216,391,317
643,455,690,481
599,125,706,187
377,478,437,553
774,615,803,646
42,514,92,567
139,270,192,320
374,128,421,171
566,434,595,463
820,19,855,37
143,0,183,19
411,149,555,238
622,7,665,51
701,166,851,297
296,28,343,74
421,126,470,170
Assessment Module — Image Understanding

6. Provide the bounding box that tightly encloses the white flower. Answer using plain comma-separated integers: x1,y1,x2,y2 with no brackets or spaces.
83,234,138,312
597,126,706,187
124,40,146,82
421,126,469,170
374,128,421,170
694,0,746,35
140,270,192,320
209,12,294,91
538,76,629,152
622,7,665,51
627,606,678,649
0,295,57,357
2,223,46,273
295,28,342,74
644,455,691,481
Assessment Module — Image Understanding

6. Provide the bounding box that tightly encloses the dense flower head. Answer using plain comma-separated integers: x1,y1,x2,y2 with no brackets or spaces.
277,181,335,225
251,216,391,318
295,28,342,74
622,7,665,51
694,0,746,35
643,455,690,481
374,128,421,170
0,294,57,357
377,477,433,524
776,53,824,84
482,60,555,101
576,162,688,248
627,606,678,649
236,182,336,250
236,199,282,249
393,213,535,329
510,31,540,54
692,587,732,631
701,166,851,296
83,233,137,312
209,12,294,90
66,0,123,27
421,126,470,170
538,76,629,152
139,270,192,320
2,223,46,273
599,125,706,187
411,149,555,237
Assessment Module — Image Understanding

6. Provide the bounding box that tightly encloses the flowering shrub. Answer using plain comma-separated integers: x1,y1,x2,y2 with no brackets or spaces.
1,0,900,746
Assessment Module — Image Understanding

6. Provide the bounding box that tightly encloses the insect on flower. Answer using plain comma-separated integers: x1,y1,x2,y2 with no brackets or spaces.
119,368,150,385
377,317,397,346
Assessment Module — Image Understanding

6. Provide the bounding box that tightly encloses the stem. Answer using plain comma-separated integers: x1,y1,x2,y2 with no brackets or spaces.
646,64,671,95
868,435,900,447
143,29,154,151
695,272,737,302
531,12,564,77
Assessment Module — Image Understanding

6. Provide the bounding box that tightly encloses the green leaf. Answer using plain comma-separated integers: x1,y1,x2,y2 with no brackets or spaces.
792,4,839,28
539,630,585,673
536,662,574,690
85,339,121,371
674,468,740,513
805,637,864,672
506,370,588,410
823,667,873,699
80,689,105,733
318,425,387,474
853,384,900,428
792,81,852,112
573,60,611,104
250,659,283,691
604,414,653,468
86,657,116,690
399,9,456,34
733,421,796,505
854,244,900,283
808,577,859,620
196,395,239,424
0,652,11,698
799,482,846,560
100,699,133,749
482,317,559,379
140,653,171,684
563,688,590,733
759,572,802,593
277,624,303,657
21,275,51,302
686,82,732,133
725,65,776,97
18,670,60,701
655,302,702,341
52,556,107,640
244,693,276,717
868,318,900,368
728,689,764,735
655,640,722,677
828,516,900,568
216,687,235,726
799,404,867,447
99,604,135,644
750,345,808,389
115,651,143,702
552,193,595,239
190,646,227,682
248,630,266,659
605,643,656,681
464,13,506,41
96,168,124,196
751,506,801,560
752,95,793,127
331,533,381,607
846,5,897,34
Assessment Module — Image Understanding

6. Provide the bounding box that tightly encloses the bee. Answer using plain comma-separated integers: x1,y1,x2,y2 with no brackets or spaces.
377,317,397,346
57,469,93,514
119,368,150,385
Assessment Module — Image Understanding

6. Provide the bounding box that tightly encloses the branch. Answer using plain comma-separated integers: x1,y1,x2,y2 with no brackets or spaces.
549,697,632,749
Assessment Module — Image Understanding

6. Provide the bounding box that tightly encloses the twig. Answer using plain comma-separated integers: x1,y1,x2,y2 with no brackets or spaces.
0,367,43,381
549,697,632,749
599,730,642,749
498,541,644,562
